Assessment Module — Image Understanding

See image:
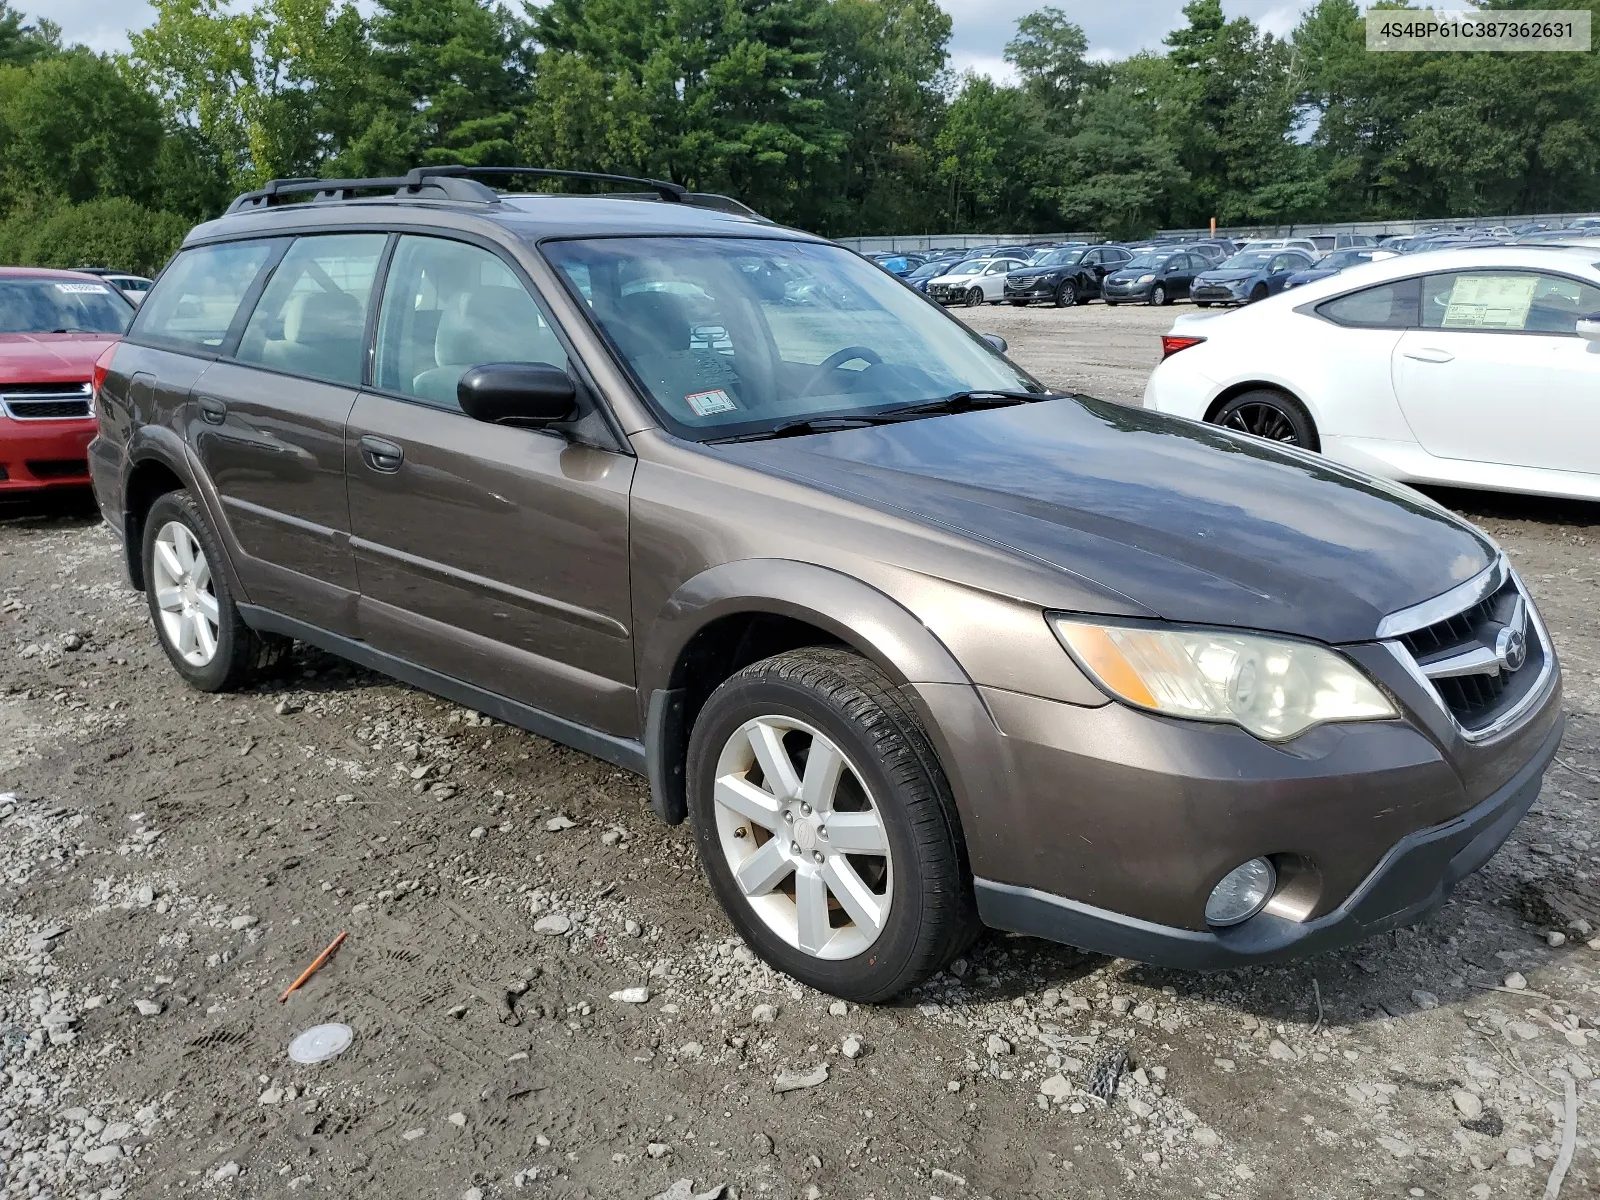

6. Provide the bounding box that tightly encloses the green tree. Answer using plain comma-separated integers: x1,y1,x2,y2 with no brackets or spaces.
0,197,189,274
1004,6,1092,114
0,51,165,208
0,2,58,67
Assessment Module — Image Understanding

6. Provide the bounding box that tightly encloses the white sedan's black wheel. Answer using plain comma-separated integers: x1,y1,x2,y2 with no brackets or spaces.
688,648,979,1002
1211,389,1319,450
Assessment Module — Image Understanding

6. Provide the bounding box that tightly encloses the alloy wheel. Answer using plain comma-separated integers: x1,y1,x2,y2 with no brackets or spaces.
965,287,984,307
712,715,893,960
1221,401,1301,443
150,521,220,667
1055,281,1076,308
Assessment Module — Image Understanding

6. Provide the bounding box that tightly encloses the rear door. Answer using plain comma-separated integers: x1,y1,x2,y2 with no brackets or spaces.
1392,268,1600,474
345,233,637,736
188,232,388,635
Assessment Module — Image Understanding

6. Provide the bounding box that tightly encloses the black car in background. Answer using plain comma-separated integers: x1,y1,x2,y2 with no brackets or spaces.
1102,249,1208,305
1002,244,1133,307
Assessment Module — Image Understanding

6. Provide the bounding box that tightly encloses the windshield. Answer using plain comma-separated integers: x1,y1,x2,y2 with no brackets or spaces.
1220,251,1276,269
906,260,949,281
1123,254,1170,270
0,277,133,335
543,237,1043,439
942,261,984,277
1035,249,1085,267
1319,250,1373,270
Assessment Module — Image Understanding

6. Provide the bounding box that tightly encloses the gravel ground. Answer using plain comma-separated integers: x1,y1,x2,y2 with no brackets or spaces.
2,304,1599,1200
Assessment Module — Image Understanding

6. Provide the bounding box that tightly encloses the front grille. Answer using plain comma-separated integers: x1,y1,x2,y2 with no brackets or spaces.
5,399,91,419
24,458,88,480
2,382,90,396
1396,575,1547,734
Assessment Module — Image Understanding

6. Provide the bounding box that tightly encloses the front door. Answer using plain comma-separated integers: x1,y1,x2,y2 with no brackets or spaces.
1392,269,1600,475
189,233,388,635
345,234,637,737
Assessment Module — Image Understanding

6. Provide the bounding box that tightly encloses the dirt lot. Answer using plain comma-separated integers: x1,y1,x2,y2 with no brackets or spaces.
3,301,1599,1200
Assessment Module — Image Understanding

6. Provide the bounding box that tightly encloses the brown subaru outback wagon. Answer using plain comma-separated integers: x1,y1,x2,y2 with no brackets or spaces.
89,167,1563,1001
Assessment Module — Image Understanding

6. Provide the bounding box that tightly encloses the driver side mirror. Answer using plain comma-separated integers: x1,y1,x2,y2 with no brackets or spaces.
981,333,1008,355
458,363,576,427
1580,314,1600,343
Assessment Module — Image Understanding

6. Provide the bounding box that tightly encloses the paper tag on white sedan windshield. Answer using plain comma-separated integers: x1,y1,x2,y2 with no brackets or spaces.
1442,275,1537,329
685,389,738,417
54,283,111,295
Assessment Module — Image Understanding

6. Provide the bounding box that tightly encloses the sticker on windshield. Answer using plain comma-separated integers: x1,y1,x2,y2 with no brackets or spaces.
1442,275,1537,329
685,389,738,417
54,282,111,295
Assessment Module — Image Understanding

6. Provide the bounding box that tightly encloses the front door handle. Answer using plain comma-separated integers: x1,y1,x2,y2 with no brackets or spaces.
198,396,227,425
359,435,404,473
1404,348,1456,364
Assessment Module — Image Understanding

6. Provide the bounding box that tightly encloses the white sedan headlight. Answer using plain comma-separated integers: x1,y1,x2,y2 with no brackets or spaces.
1050,617,1397,741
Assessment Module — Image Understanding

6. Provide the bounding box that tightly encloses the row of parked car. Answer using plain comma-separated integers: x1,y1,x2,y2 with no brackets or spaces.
872,220,1600,311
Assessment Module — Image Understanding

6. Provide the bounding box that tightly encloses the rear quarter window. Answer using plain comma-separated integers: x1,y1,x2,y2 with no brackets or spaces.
1315,277,1421,329
131,240,280,352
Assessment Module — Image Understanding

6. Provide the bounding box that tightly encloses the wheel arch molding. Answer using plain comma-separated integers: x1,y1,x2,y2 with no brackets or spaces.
121,429,247,603
639,560,974,825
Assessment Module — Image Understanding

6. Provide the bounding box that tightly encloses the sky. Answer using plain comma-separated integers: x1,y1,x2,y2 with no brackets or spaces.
44,0,1312,73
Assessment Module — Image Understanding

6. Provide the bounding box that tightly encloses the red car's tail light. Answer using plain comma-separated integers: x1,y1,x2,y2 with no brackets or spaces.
1161,335,1207,360
91,342,119,403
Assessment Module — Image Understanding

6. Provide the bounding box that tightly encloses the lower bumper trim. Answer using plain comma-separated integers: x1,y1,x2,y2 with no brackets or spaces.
975,715,1563,970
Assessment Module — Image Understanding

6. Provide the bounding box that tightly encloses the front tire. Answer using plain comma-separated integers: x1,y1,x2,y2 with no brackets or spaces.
1210,388,1319,450
142,491,288,692
687,648,979,1003
1250,284,1269,303
965,287,985,308
1054,280,1077,308
1149,285,1168,307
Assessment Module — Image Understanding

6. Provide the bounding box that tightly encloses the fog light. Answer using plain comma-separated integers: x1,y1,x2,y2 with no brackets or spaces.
1206,858,1276,927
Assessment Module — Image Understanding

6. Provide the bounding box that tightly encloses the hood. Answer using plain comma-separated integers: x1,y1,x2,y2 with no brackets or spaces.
0,333,118,384
1106,269,1149,282
716,399,1494,644
1198,269,1257,283
930,273,977,286
1287,268,1337,284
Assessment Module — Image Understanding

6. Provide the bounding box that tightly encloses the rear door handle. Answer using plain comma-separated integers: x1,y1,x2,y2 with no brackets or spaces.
198,396,227,425
1403,348,1456,364
359,435,404,473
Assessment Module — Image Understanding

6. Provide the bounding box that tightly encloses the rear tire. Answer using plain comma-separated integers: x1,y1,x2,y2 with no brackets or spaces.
141,491,288,692
686,647,980,1003
1209,389,1319,450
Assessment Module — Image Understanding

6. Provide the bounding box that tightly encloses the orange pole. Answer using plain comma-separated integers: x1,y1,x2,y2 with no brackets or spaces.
1210,217,1217,237
279,931,348,1003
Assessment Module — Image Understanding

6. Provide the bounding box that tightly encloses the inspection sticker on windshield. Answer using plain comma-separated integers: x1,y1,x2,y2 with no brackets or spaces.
54,283,110,295
685,389,738,417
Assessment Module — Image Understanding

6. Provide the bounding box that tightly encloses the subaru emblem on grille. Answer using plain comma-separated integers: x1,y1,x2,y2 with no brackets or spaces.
1495,625,1528,673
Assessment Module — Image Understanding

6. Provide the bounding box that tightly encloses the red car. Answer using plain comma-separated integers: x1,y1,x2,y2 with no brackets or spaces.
0,267,134,495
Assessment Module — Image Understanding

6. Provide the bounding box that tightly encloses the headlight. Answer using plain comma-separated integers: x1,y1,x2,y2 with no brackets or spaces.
1049,617,1397,741
1137,274,1156,284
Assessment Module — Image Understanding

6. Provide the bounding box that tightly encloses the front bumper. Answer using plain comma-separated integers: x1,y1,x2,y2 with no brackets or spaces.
0,415,96,492
974,714,1562,969
1003,279,1056,301
1102,281,1152,301
1192,282,1247,303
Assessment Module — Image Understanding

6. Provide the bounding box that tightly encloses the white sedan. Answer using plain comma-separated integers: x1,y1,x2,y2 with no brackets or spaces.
1143,246,1600,501
925,257,1029,307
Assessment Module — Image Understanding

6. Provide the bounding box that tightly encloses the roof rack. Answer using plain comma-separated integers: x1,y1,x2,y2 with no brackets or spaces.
226,164,692,214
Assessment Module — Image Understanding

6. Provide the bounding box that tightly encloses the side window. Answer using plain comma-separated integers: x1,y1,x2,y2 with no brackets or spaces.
984,262,1007,276
130,240,278,351
1421,271,1600,334
374,236,567,410
234,234,387,385
1269,254,1295,272
1317,277,1421,329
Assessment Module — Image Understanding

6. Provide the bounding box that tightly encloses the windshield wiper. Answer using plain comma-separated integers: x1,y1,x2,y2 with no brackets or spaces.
880,389,1058,419
706,416,894,444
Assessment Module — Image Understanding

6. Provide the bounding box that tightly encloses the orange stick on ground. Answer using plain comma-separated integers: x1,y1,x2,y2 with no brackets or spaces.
279,931,348,1003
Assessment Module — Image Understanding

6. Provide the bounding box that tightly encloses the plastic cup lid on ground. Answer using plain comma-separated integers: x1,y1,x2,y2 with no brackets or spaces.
288,1023,353,1064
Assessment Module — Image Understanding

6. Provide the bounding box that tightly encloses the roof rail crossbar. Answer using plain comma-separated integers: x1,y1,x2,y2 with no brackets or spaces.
406,165,688,203
225,173,499,213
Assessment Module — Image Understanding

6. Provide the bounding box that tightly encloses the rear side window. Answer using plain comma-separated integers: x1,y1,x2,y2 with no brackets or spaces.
1316,277,1421,329
374,235,567,410
131,240,277,351
1422,270,1600,334
234,234,387,385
